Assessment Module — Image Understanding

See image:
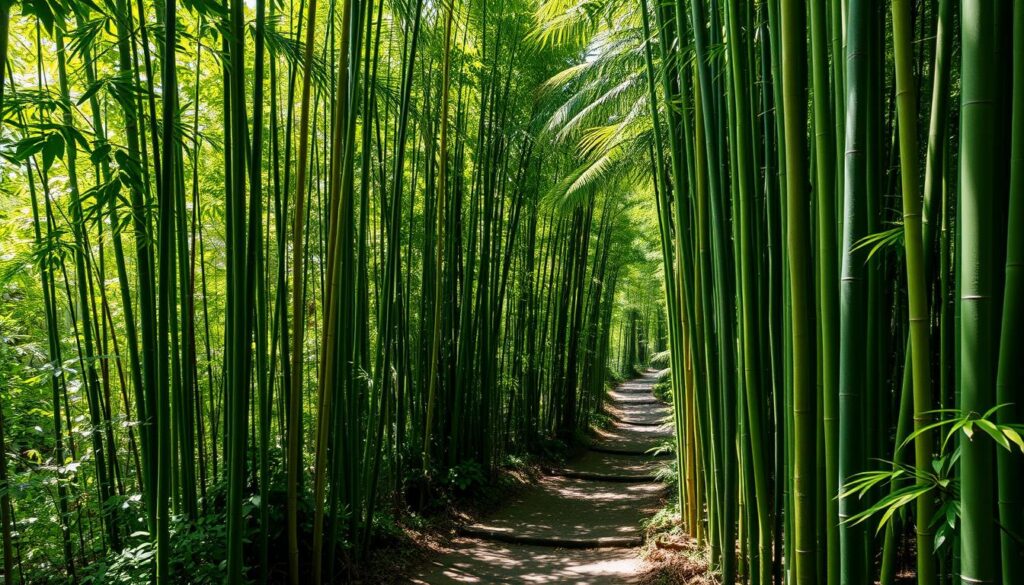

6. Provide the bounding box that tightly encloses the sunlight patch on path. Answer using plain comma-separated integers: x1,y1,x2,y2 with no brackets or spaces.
412,370,670,583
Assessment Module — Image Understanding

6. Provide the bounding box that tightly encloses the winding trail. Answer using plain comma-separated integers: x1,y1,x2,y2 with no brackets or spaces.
414,371,673,584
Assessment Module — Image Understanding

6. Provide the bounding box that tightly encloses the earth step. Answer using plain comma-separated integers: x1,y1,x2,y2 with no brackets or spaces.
614,418,663,428
455,477,662,551
459,525,643,549
589,445,673,458
609,414,664,427
542,466,659,483
608,398,664,406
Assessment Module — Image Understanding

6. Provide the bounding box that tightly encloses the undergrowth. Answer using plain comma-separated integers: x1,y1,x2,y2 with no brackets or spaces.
640,500,717,585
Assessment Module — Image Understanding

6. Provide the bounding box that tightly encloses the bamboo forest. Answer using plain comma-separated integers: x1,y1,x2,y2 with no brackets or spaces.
1,0,1023,581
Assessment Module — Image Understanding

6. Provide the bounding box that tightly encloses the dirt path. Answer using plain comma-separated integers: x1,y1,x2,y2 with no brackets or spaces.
413,371,673,584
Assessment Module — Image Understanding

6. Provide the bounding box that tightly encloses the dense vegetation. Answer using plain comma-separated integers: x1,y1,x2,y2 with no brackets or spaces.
0,0,665,580
541,0,1024,583
607,0,1023,584
1,0,1023,583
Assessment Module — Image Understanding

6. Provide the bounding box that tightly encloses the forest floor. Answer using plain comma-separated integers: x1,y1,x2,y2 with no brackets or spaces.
403,371,713,584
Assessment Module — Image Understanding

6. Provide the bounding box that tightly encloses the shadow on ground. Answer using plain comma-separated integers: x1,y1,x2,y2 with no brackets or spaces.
410,370,694,584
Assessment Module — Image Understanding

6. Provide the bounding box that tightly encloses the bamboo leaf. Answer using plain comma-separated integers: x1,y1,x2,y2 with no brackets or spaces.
851,225,904,263
1002,428,1024,453
42,132,65,172
976,419,1011,451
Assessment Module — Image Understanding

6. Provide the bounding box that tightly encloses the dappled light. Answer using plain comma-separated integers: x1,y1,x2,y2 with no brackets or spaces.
414,372,670,581
1,0,1021,581
412,540,645,584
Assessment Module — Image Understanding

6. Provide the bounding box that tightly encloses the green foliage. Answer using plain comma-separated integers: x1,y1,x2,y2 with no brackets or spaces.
648,437,674,458
534,436,570,463
840,454,956,538
643,500,682,533
651,371,672,403
841,407,1024,556
649,349,670,369
654,459,678,489
589,409,614,430
851,225,905,264
501,453,532,471
445,461,487,493
82,514,228,584
531,0,610,47
903,406,1024,455
0,0,665,576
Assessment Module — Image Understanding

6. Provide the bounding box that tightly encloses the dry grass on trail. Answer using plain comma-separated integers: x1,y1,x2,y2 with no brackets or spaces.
637,537,717,584
638,510,717,584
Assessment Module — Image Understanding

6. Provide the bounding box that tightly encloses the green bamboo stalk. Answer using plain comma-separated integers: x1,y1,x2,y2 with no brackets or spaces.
19,42,79,572
155,0,180,576
688,2,737,577
247,0,271,576
0,392,12,583
53,28,120,553
890,2,938,583
725,3,770,581
111,0,160,527
1,8,19,578
959,1,1002,582
640,0,689,518
995,2,1024,582
423,2,454,472
808,0,840,579
286,0,318,578
837,1,874,583
779,1,816,583
224,0,251,576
